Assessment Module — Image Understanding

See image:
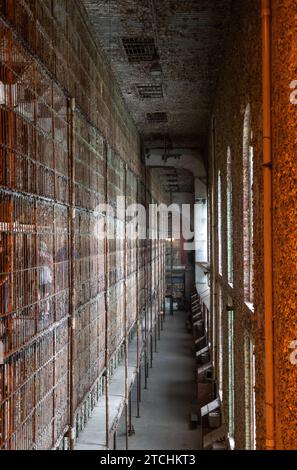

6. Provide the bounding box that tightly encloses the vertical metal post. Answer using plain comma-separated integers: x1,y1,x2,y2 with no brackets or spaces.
68,97,76,449
136,370,141,418
170,193,174,316
135,179,141,419
104,141,110,449
124,164,129,451
149,193,153,369
158,312,161,340
144,170,149,387
128,391,132,433
150,332,153,368
4,28,15,447
144,349,148,389
125,402,129,450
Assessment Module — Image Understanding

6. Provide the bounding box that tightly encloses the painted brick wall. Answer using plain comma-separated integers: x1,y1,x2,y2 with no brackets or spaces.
271,0,297,450
209,0,264,450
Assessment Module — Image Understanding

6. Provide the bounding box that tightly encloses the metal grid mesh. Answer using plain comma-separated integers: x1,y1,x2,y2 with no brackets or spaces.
147,112,168,123
137,85,163,99
122,37,157,63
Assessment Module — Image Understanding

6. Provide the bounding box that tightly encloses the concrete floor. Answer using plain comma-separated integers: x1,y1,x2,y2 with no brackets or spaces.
116,310,202,450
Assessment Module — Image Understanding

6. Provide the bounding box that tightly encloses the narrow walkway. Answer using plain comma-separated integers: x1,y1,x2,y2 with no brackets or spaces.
117,310,202,450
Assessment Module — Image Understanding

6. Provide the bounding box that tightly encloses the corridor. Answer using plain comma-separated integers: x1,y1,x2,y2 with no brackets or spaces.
116,311,202,450
0,0,296,453
75,310,201,451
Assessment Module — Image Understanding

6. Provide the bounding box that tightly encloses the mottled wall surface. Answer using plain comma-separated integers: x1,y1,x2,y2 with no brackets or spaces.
209,0,264,449
271,0,297,450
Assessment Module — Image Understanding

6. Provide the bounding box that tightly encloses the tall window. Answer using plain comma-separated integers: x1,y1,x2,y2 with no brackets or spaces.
244,336,256,449
195,199,208,262
243,104,254,306
217,170,222,276
227,147,233,285
212,297,216,369
217,286,223,401
228,309,235,440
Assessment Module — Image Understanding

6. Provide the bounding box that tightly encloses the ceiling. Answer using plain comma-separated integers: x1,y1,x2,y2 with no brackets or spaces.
82,0,232,152
82,0,231,196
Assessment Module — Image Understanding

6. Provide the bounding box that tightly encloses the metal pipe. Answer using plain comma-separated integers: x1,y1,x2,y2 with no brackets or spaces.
261,0,275,450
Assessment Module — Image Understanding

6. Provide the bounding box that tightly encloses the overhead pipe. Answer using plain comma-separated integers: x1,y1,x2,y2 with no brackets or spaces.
262,0,275,450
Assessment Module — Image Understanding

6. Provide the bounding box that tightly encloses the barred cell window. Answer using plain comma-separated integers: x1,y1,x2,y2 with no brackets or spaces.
243,104,254,308
244,335,256,450
228,308,235,440
217,170,222,276
217,286,224,401
227,147,233,285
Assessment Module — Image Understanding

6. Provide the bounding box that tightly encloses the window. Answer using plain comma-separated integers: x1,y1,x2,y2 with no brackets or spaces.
228,309,235,439
195,199,208,262
212,290,216,370
243,104,254,306
244,336,256,449
217,170,222,276
217,286,223,401
227,147,233,285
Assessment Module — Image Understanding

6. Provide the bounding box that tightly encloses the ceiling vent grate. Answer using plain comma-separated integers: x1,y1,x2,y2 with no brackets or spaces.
137,85,163,99
122,37,157,63
147,112,168,123
150,133,163,140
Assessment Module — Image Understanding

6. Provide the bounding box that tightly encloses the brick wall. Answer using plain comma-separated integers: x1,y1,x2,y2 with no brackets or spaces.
209,0,297,450
271,0,297,450
209,0,264,450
